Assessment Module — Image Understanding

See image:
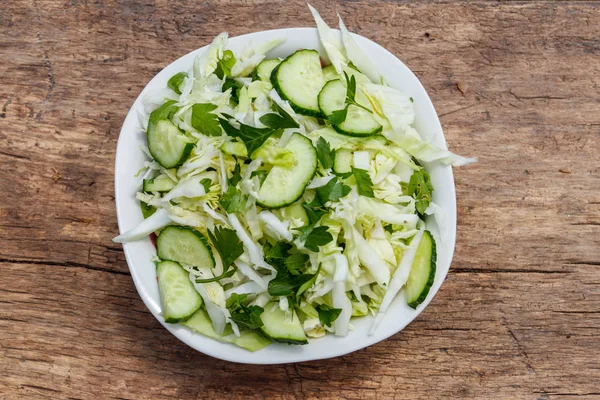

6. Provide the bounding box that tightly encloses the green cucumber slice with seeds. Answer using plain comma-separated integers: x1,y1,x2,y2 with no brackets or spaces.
257,133,317,209
157,261,203,323
406,230,437,309
271,49,326,117
253,58,281,82
156,226,215,268
318,79,382,137
333,148,353,175
147,119,194,168
143,175,177,193
260,306,308,345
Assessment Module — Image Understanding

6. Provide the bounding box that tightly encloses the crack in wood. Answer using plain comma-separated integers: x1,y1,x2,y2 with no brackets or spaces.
451,268,570,274
0,258,130,276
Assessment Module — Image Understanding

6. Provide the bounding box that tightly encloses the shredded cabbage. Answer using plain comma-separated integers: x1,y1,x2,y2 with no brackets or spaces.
115,4,476,345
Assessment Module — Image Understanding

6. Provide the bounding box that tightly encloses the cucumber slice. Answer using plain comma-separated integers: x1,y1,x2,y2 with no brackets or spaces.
257,133,317,209
156,226,215,268
260,306,308,345
271,49,326,117
148,119,194,168
253,58,281,82
284,203,309,226
157,261,203,323
333,148,353,175
220,141,248,158
318,79,382,137
143,175,176,193
406,230,437,309
322,64,338,81
183,309,272,352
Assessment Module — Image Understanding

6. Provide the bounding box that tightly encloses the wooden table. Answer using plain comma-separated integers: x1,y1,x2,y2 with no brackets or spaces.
2,1,599,398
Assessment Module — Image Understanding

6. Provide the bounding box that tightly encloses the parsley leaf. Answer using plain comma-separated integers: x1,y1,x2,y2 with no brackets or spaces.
218,117,278,156
219,185,247,213
352,167,374,197
200,178,212,192
316,137,335,169
191,103,222,137
196,226,243,284
316,177,351,203
345,71,357,103
238,125,280,156
214,50,236,79
226,293,264,331
265,241,292,260
326,72,372,125
302,202,327,225
230,162,242,186
296,264,321,301
303,226,334,252
167,72,188,95
259,102,299,129
207,226,244,269
222,78,242,103
285,253,309,275
316,304,342,328
268,270,314,297
268,262,320,298
408,168,434,215
294,225,334,252
327,106,349,125
149,101,178,127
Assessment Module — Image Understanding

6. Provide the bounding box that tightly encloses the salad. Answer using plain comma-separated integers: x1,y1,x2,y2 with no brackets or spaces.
114,5,475,352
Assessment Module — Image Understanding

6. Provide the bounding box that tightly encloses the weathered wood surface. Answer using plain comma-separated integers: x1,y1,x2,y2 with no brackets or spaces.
1,0,599,398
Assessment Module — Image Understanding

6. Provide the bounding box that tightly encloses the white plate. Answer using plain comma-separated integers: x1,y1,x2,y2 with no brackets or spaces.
114,27,456,364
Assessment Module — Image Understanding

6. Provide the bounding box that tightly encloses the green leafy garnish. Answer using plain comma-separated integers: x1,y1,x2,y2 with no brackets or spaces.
196,226,243,284
326,72,372,125
219,185,246,213
167,72,188,95
226,294,264,330
230,162,242,186
140,201,156,219
302,198,327,225
191,103,221,137
296,264,321,302
295,225,334,252
316,137,335,170
265,241,292,260
215,50,236,79
285,253,310,275
316,304,342,328
200,178,212,193
327,107,349,126
218,117,280,156
222,78,242,103
268,269,315,297
408,168,433,215
149,101,178,127
268,262,320,299
316,177,351,204
259,102,299,129
352,167,374,198
207,226,244,268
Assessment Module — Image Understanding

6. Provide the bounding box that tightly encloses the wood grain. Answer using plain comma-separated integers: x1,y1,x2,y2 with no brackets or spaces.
1,0,599,399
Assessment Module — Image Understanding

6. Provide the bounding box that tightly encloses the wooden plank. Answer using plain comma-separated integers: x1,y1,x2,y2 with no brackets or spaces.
1,0,599,399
